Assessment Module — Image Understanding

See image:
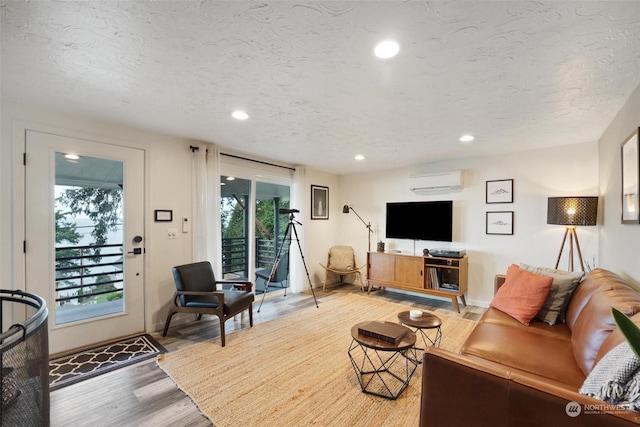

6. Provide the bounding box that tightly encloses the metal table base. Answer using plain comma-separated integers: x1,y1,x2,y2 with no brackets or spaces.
347,322,418,400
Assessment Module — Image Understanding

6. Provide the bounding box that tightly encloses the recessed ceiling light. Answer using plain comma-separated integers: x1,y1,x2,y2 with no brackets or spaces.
65,153,80,160
459,135,475,142
232,110,249,120
374,40,400,59
355,154,365,161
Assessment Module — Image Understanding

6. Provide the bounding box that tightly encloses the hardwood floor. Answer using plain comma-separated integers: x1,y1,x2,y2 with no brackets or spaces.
49,286,484,427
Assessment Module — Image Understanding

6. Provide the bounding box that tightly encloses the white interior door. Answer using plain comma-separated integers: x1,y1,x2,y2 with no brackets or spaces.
25,130,145,355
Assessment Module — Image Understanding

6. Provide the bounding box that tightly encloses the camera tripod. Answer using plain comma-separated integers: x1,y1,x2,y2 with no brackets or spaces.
257,211,318,312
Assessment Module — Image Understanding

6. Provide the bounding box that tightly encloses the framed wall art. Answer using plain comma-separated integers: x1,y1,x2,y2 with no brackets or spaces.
311,185,329,220
486,179,514,204
486,211,514,235
621,128,639,224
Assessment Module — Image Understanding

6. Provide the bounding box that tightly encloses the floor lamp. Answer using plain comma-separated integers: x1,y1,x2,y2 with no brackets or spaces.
342,205,374,252
547,196,598,272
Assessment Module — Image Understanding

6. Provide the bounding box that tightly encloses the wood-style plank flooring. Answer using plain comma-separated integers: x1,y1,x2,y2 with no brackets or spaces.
49,286,484,427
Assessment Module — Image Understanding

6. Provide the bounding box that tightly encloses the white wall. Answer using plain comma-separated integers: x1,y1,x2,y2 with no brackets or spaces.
598,82,640,288
1,103,196,332
335,142,599,307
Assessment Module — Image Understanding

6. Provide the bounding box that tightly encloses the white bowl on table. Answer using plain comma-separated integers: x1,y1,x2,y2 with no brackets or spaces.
409,309,423,319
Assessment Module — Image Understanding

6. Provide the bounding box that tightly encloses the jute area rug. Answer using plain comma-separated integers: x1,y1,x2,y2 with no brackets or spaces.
157,293,477,427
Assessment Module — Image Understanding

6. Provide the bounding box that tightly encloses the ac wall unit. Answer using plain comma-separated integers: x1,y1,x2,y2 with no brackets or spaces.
409,170,463,193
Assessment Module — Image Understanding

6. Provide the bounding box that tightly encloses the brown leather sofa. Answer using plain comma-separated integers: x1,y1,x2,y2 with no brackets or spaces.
420,268,640,427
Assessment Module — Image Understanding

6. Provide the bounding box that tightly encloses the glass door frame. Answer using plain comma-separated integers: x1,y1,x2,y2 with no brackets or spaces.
23,129,145,355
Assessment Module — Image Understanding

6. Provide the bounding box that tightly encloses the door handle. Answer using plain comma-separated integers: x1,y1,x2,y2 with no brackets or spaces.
129,236,144,254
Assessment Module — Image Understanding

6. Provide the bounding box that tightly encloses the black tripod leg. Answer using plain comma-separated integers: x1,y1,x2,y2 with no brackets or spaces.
257,221,292,312
289,222,319,308
283,233,292,297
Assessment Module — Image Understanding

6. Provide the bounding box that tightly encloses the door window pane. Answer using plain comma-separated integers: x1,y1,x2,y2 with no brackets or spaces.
220,176,251,279
254,182,291,293
54,153,124,324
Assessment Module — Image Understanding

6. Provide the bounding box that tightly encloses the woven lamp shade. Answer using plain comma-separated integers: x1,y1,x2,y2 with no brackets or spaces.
547,197,598,226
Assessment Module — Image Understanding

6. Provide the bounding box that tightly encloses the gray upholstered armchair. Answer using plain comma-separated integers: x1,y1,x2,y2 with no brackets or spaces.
162,261,254,347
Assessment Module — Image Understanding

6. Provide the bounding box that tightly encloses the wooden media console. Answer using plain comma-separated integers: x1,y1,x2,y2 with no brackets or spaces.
366,251,468,312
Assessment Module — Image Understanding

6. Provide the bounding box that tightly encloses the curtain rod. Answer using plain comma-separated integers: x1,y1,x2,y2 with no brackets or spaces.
221,153,295,171
189,145,210,154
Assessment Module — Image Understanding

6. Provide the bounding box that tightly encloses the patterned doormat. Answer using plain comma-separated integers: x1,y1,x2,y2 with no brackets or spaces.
49,334,166,391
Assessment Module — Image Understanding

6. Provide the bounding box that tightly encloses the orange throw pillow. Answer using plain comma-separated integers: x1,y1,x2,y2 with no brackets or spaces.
490,264,554,325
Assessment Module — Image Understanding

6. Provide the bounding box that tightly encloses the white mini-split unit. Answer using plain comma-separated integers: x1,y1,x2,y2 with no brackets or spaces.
409,170,463,193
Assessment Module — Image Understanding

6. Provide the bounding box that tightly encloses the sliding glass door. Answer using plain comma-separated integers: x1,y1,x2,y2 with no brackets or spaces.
219,164,292,292
254,182,291,293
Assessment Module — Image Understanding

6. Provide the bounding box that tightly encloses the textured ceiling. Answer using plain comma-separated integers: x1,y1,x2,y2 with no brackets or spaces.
2,1,640,175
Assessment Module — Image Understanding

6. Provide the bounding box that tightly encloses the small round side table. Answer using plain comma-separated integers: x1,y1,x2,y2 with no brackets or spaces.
397,311,442,362
348,321,418,400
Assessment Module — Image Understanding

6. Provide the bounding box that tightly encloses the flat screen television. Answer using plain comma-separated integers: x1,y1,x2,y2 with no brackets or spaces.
385,201,453,242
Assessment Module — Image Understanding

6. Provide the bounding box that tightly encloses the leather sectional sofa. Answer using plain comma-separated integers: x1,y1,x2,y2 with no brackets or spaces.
420,268,640,426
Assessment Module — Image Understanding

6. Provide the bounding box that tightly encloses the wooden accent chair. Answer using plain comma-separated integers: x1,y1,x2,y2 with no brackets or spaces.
319,245,365,291
162,261,254,347
255,253,289,292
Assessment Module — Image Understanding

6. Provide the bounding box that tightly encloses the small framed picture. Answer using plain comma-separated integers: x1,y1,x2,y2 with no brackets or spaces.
486,211,514,235
154,209,173,222
311,185,329,220
621,128,639,224
486,179,514,204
